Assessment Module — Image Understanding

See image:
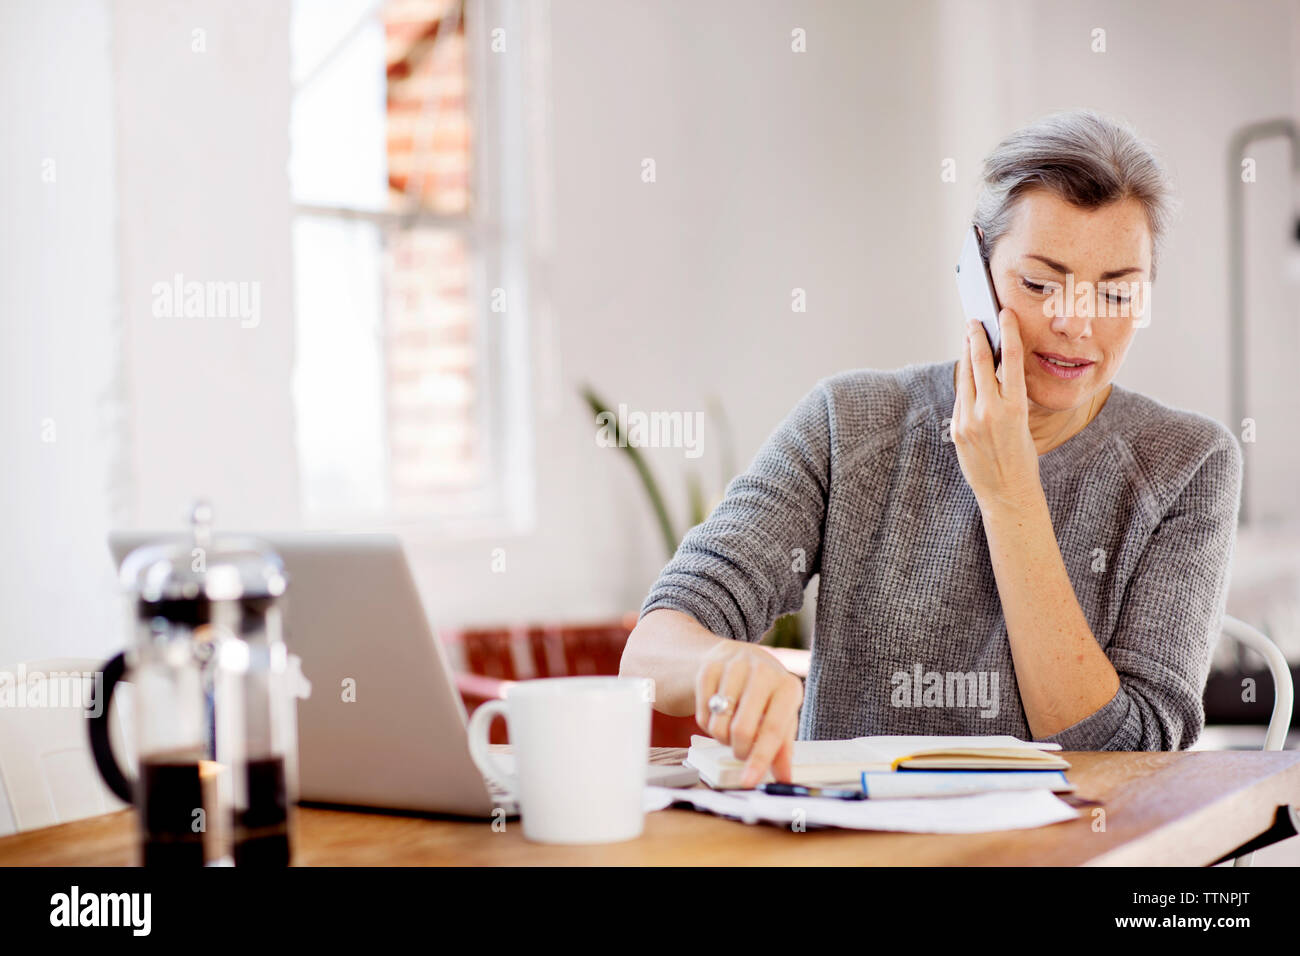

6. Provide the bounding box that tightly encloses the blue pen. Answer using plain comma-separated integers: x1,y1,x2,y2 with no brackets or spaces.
757,783,866,801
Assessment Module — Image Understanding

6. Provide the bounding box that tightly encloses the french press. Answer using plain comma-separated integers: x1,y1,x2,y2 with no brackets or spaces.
89,503,304,866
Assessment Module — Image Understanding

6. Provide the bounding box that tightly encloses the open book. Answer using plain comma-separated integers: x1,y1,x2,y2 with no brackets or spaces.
685,734,1070,789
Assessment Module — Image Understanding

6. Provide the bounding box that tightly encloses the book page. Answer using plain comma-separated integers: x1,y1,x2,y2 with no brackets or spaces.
852,735,1062,764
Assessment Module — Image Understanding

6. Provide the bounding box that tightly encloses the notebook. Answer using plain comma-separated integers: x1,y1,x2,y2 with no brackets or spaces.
860,770,1075,798
684,734,1070,789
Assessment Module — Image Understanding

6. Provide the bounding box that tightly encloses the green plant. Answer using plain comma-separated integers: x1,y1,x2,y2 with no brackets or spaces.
582,386,806,649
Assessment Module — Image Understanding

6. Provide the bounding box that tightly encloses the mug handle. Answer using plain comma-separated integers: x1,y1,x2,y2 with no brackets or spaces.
87,652,134,804
465,699,519,800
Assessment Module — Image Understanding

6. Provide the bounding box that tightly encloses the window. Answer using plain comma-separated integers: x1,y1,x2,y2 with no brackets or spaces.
289,0,539,531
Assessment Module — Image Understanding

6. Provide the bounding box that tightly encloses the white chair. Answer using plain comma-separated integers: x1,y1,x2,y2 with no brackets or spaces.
1216,616,1295,866
0,658,132,835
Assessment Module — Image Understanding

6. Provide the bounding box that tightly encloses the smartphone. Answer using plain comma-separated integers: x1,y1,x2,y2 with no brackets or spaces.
954,223,1002,366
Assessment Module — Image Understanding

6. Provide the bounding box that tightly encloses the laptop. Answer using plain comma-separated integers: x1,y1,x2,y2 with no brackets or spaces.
107,531,677,819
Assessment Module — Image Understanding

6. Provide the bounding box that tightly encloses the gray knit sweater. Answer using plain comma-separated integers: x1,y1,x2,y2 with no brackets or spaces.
639,360,1243,750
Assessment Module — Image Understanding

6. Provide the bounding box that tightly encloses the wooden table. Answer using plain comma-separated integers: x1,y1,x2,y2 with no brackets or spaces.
2,747,1297,866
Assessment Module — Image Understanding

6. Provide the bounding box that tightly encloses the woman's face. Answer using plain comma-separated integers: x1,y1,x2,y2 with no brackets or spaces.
985,188,1151,414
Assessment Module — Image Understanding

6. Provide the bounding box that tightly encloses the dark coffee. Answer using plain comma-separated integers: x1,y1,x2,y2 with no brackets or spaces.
138,758,208,867
233,755,291,866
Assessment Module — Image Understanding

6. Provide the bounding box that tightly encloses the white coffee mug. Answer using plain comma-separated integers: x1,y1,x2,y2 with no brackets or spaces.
466,676,653,844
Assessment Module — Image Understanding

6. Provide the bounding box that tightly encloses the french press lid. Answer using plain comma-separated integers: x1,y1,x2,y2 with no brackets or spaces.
119,502,288,620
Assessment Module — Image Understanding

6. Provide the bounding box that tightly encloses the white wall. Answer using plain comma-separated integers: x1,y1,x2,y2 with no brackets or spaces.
0,0,124,665
114,0,299,531
0,0,298,667
409,0,954,625
3,0,1298,669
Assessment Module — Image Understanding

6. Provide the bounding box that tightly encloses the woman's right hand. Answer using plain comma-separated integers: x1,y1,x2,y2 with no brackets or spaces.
695,640,804,788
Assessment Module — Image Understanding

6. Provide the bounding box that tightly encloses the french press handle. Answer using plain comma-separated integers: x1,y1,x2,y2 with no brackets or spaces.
87,652,134,804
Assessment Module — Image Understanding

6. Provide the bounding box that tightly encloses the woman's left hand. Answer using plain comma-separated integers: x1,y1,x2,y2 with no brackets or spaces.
951,308,1041,511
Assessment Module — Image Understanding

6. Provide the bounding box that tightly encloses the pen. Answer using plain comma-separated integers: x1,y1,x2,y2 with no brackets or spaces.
757,783,866,801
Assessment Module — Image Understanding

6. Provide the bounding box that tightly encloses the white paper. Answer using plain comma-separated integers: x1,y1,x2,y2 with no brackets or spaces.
643,787,679,812
644,784,1078,833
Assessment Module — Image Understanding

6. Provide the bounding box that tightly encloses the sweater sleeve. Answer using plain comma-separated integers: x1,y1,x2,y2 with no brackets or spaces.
1033,433,1243,751
638,382,832,642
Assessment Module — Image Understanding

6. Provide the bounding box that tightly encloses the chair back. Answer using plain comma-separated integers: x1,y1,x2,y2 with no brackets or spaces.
1219,615,1294,752
0,658,132,834
1216,615,1295,867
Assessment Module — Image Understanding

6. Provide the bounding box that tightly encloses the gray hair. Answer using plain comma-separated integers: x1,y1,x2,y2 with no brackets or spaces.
972,109,1179,281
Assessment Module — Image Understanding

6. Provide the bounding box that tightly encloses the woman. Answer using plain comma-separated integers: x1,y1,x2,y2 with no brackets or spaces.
620,109,1243,787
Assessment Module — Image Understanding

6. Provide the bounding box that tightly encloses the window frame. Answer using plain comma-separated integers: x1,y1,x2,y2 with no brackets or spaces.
288,0,540,540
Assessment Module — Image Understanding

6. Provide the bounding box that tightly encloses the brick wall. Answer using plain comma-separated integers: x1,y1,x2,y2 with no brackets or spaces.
382,0,480,511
